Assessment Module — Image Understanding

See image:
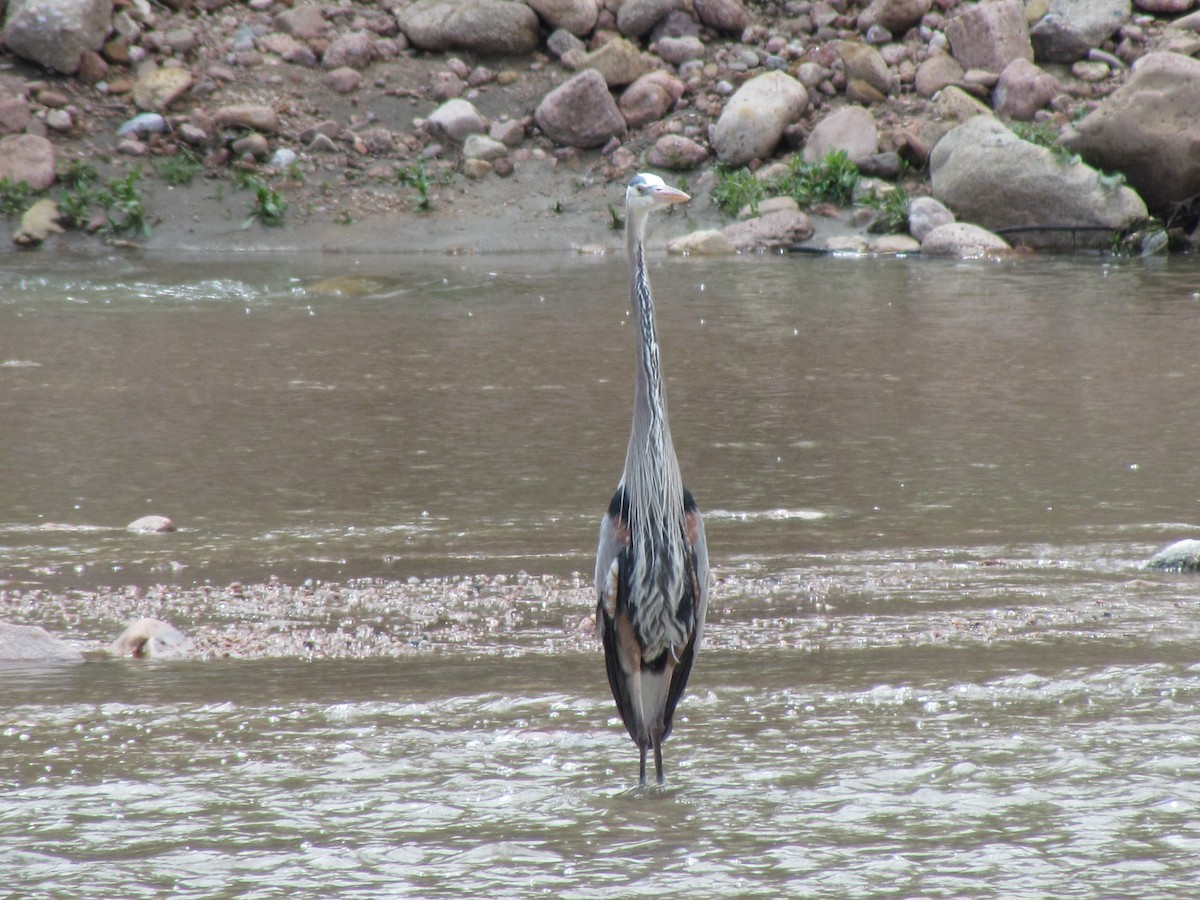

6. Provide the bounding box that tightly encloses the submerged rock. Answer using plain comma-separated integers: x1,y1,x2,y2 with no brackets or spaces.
0,623,83,662
111,618,195,659
1145,539,1200,572
127,515,176,533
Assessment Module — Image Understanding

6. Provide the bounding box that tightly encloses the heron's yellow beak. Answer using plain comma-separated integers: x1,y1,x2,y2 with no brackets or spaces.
651,185,690,205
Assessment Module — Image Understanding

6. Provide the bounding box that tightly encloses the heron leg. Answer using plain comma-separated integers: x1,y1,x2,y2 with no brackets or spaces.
652,731,664,785
638,742,648,786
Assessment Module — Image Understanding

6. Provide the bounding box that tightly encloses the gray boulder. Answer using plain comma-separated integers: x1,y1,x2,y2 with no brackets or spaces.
907,196,955,241
803,105,879,165
1030,0,1131,63
525,0,598,36
0,134,56,191
921,222,1011,257
858,0,932,35
127,514,176,533
710,71,808,166
563,35,647,87
647,134,709,169
944,0,1033,73
0,623,83,662
426,98,487,142
992,58,1060,120
722,210,815,252
930,115,1147,251
693,0,750,33
619,71,684,128
1145,539,1200,571
395,0,540,54
535,70,625,148
617,0,681,37
111,618,195,659
1061,51,1200,213
3,0,113,74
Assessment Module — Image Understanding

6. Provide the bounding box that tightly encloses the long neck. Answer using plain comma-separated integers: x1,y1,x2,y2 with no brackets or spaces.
623,213,683,526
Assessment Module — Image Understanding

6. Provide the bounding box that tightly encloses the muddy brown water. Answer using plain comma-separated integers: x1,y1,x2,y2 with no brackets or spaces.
2,250,1199,897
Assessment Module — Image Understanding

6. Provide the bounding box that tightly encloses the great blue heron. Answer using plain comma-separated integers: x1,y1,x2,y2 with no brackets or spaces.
595,173,711,786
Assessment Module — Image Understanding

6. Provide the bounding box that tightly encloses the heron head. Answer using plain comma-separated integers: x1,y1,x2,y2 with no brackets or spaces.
626,173,690,212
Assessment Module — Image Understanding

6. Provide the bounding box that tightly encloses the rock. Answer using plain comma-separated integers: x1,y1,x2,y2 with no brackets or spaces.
3,0,113,74
426,97,487,142
920,222,1011,257
132,66,193,112
870,234,922,253
836,41,892,96
693,0,750,33
462,158,492,179
1030,0,1130,63
214,104,279,132
535,70,625,148
826,235,871,253
710,71,808,166
13,198,64,247
110,618,195,659
722,210,815,252
0,623,83,662
0,134,55,191
1144,538,1200,571
546,28,586,58
396,0,540,54
915,54,965,97
907,196,956,240
992,58,1059,120
930,115,1148,251
489,118,526,146
232,133,270,159
934,85,994,121
860,151,902,178
117,111,168,136
526,0,598,35
617,0,681,38
646,133,709,169
667,229,736,254
1136,0,1193,10
274,4,329,40
569,35,647,87
322,31,375,69
0,91,32,135
323,66,363,93
858,0,932,35
463,133,508,161
1061,51,1200,213
803,105,879,165
654,35,705,64
127,515,176,533
944,0,1034,73
619,70,684,128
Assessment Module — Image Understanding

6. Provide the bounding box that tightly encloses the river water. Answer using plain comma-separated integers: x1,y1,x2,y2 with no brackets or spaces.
1,249,1199,897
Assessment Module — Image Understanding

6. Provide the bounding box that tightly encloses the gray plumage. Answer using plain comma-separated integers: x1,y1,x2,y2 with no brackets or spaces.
595,173,710,786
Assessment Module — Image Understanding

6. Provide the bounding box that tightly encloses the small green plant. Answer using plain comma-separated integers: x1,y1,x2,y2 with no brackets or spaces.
394,160,441,212
238,175,287,227
711,164,766,217
607,203,623,230
779,151,861,207
55,162,101,229
863,184,911,234
153,147,204,186
1010,121,1059,149
0,177,33,218
100,168,151,237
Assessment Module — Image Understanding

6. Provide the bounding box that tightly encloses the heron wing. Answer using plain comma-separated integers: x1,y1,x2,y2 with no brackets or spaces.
596,487,644,743
660,488,709,741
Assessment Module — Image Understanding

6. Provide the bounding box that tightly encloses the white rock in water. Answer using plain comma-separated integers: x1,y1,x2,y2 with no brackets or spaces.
111,618,195,659
0,623,83,662
127,515,176,533
1145,539,1200,571
118,112,167,136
